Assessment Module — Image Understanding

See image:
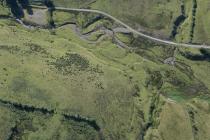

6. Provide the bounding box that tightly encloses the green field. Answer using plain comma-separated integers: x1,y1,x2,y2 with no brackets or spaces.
1,1,210,140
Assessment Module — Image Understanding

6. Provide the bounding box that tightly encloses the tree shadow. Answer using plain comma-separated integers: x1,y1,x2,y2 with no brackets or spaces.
6,0,24,18
6,0,33,18
170,15,186,39
43,0,55,9
18,0,33,15
43,0,55,28
181,48,210,61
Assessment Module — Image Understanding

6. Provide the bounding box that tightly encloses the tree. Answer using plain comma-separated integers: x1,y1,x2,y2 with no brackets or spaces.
6,0,24,18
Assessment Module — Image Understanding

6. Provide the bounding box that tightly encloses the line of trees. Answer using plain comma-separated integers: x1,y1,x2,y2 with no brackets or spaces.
6,0,24,18
170,0,186,39
189,0,197,43
3,0,54,19
0,97,101,132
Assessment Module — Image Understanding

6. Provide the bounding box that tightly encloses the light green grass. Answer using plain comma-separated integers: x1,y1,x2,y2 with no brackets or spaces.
1,10,210,139
193,0,210,44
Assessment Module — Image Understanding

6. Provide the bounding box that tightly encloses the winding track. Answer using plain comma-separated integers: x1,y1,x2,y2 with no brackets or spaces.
30,5,210,49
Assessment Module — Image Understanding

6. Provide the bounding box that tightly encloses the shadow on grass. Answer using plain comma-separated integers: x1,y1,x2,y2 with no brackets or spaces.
181,48,210,61
6,0,24,18
6,0,33,18
18,0,33,15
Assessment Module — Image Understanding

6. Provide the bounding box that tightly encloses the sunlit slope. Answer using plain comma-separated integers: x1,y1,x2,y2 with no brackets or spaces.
1,4,210,139
0,16,210,139
193,0,210,44
0,20,139,139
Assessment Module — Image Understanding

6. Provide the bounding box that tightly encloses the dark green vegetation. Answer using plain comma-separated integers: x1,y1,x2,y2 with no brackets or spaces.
1,1,210,140
52,53,90,74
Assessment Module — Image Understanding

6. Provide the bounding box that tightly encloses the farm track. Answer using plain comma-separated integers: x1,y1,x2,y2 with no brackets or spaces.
28,5,210,49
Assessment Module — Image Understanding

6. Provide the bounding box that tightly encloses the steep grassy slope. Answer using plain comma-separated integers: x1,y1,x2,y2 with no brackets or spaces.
1,3,210,140
192,0,210,44
0,3,10,16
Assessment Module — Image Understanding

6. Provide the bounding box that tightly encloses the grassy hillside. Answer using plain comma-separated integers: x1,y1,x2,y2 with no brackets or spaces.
0,3,10,16
28,0,210,44
1,2,210,140
49,0,181,39
192,0,210,44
